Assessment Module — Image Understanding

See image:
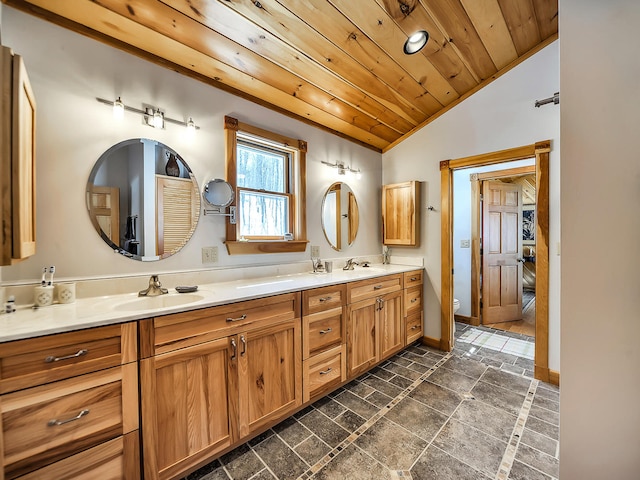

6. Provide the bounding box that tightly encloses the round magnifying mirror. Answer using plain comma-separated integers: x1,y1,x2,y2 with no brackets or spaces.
321,182,359,251
86,138,201,261
203,178,234,207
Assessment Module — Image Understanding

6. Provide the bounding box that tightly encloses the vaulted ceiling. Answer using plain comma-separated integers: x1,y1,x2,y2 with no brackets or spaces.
4,0,558,152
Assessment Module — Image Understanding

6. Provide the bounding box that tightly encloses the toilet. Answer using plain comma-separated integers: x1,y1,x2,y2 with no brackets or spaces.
453,299,460,334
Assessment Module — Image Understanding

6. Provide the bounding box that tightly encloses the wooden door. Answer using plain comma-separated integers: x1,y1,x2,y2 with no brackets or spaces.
379,290,404,360
237,319,301,438
156,175,199,258
482,181,523,323
140,337,234,480
346,297,379,378
87,185,120,245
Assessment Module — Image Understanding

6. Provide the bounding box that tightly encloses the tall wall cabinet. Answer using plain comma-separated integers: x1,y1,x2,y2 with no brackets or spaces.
0,46,37,266
382,181,420,247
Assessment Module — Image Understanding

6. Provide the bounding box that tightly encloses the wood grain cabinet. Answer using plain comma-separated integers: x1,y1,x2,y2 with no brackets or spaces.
139,293,302,480
1,46,37,266
301,285,347,402
0,323,139,480
404,270,424,344
346,274,404,378
382,181,420,247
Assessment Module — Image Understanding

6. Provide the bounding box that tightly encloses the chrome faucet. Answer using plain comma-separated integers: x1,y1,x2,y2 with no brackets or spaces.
139,275,168,297
382,246,391,265
311,258,324,273
343,258,359,270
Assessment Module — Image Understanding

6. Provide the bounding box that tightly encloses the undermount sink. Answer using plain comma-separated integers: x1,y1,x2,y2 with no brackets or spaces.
112,293,207,312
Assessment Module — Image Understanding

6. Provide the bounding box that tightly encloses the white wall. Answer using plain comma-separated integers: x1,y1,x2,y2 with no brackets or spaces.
560,1,640,477
383,41,560,369
453,158,535,317
0,7,382,284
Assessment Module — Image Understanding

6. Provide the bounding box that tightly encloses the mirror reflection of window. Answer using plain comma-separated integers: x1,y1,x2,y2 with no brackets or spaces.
86,138,200,261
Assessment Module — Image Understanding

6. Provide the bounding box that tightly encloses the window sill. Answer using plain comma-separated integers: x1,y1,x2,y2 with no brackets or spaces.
224,240,309,255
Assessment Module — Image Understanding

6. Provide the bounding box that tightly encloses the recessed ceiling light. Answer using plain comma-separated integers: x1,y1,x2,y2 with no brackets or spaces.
404,30,429,55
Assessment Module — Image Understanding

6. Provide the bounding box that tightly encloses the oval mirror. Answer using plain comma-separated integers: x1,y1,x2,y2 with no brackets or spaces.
321,182,359,251
203,178,234,207
86,138,201,261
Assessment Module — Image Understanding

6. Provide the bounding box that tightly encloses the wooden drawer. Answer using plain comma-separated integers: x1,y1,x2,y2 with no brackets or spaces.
1,364,138,479
14,431,140,480
303,307,344,359
0,323,137,394
303,345,345,402
302,284,346,316
142,292,300,356
406,312,423,344
347,274,402,304
404,284,423,317
403,270,423,287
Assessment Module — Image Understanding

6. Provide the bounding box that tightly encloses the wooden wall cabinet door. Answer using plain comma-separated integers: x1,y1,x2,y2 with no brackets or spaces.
238,319,302,438
140,337,235,480
378,290,404,360
382,181,420,246
1,47,36,266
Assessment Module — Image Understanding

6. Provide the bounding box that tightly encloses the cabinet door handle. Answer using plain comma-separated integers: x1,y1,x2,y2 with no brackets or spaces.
411,325,419,330
240,335,246,356
44,349,88,363
230,338,237,360
319,328,332,335
373,285,383,290
318,296,332,302
48,409,89,427
226,314,247,323
411,298,418,303
319,368,332,375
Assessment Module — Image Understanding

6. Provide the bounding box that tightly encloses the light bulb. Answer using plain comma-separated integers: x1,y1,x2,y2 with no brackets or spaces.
113,97,124,120
186,117,196,137
152,109,164,129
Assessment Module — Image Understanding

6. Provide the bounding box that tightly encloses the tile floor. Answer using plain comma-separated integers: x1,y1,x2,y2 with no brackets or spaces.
185,323,559,480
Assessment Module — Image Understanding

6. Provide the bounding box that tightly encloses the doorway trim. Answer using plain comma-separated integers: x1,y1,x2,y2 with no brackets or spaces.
440,141,551,382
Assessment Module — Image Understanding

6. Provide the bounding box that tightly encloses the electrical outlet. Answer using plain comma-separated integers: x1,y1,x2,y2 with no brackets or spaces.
310,245,320,257
460,239,470,248
202,246,218,264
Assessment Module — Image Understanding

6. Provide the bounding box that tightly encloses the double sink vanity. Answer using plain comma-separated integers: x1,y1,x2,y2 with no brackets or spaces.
0,263,424,480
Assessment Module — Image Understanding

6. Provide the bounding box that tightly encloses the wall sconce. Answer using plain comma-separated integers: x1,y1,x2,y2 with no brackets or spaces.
97,97,200,132
322,160,361,179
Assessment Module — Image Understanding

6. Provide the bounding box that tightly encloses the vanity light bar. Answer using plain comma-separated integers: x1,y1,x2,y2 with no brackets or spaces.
96,97,200,130
321,160,361,176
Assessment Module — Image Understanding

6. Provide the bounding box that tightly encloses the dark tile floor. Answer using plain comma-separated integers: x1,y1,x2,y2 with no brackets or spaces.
185,322,559,480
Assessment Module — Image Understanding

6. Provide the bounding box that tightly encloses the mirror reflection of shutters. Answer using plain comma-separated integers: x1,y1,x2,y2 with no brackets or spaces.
157,176,198,257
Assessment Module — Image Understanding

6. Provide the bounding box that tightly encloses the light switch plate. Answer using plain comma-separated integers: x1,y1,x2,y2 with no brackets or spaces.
202,246,218,263
310,245,320,257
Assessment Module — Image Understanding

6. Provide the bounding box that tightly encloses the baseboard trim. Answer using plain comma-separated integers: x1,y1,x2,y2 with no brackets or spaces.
454,314,471,324
535,365,560,387
421,335,444,351
549,369,560,386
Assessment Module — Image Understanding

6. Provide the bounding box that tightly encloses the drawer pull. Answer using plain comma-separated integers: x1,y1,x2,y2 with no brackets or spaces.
226,314,247,323
319,368,332,375
410,277,417,281
373,285,383,290
411,325,419,330
411,298,418,303
318,296,332,302
48,409,90,427
319,328,333,335
44,349,88,363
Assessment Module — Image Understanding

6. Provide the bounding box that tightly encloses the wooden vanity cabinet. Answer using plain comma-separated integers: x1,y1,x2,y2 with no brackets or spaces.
139,292,302,480
0,46,37,266
0,323,139,480
346,274,404,378
404,270,424,344
301,285,346,402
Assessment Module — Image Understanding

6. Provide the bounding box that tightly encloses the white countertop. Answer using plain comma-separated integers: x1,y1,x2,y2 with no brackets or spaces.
0,264,422,343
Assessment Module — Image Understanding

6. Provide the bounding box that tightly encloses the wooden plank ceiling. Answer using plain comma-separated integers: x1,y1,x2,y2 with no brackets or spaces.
4,0,558,152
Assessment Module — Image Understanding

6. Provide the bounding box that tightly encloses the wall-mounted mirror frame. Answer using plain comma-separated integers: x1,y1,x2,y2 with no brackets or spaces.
86,138,201,261
321,182,359,251
202,178,237,223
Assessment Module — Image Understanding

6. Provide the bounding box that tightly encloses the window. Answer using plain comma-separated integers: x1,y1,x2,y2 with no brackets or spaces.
224,116,307,254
